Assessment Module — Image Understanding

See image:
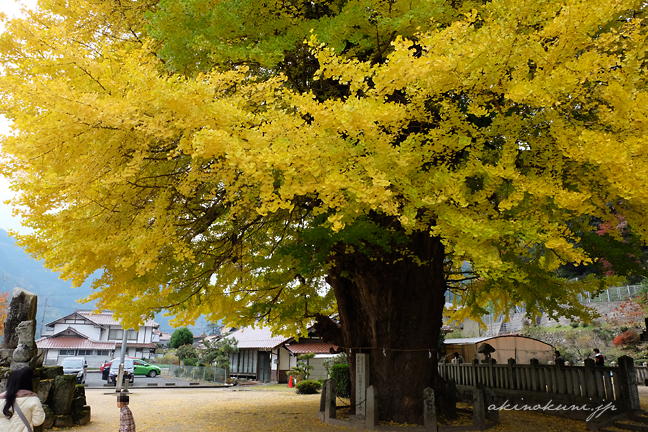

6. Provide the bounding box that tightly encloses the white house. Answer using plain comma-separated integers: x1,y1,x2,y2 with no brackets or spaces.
36,310,160,367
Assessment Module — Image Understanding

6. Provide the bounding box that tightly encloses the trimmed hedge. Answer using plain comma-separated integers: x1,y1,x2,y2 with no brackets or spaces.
330,364,351,398
295,379,322,394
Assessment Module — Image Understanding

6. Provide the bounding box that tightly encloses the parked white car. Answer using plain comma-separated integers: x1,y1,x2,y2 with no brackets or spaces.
60,357,88,384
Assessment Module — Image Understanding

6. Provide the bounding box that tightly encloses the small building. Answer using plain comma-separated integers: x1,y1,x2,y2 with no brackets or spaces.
443,335,553,364
37,310,159,367
227,326,288,382
282,338,339,382
227,326,338,382
158,332,172,347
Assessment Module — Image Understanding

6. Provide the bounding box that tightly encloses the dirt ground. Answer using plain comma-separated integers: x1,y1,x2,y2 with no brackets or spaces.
49,385,648,432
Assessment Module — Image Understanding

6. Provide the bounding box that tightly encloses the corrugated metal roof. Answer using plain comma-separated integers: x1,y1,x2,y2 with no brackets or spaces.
284,341,338,354
36,337,116,350
444,335,553,346
229,326,291,349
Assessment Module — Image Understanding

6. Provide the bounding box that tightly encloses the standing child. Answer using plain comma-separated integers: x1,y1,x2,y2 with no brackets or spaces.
117,394,135,432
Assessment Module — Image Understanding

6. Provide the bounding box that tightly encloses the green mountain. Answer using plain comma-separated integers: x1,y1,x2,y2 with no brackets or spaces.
0,229,210,335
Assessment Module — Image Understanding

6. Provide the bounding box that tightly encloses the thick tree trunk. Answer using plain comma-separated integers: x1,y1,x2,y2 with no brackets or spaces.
315,227,451,424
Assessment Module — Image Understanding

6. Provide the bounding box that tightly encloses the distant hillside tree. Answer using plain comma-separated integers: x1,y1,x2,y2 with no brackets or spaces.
0,291,9,333
206,323,221,336
170,327,193,348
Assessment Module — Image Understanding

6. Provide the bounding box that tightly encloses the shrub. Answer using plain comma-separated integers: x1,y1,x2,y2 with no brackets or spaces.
613,330,640,347
176,344,197,360
330,364,351,398
158,353,180,365
296,379,322,394
183,357,198,366
570,322,579,328
323,353,347,376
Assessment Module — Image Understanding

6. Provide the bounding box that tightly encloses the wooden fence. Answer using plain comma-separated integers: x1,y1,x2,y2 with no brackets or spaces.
438,356,640,408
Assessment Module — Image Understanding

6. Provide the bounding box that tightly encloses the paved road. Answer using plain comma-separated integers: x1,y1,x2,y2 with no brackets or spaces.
84,371,207,388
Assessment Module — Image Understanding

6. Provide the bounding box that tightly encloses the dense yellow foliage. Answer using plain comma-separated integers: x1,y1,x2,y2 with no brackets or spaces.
0,0,646,330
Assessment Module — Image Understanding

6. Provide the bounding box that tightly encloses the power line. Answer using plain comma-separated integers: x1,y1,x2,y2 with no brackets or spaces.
39,298,48,336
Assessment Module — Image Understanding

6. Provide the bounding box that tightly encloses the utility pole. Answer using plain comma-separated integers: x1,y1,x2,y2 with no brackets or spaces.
39,299,48,337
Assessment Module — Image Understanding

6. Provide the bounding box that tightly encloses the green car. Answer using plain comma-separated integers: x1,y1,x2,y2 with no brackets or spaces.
133,359,161,377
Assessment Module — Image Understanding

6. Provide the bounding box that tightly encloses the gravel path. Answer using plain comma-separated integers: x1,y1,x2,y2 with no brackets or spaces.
48,385,648,431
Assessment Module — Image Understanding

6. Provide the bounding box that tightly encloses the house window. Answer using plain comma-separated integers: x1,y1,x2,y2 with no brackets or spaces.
59,349,75,356
109,329,123,340
77,349,94,356
127,330,138,341
97,350,111,356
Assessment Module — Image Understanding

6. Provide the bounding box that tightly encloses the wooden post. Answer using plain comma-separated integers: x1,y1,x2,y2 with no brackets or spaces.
538,364,546,393
472,359,478,387
564,365,573,394
489,359,496,389
507,358,516,390
446,378,456,413
365,385,379,430
618,355,641,409
556,362,566,395
577,367,586,397
603,369,614,400
571,368,580,396
595,367,605,398
423,387,438,432
530,359,539,391
612,369,622,400
584,359,597,398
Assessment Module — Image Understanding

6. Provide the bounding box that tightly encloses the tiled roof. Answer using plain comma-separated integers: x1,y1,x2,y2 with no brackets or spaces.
229,326,291,349
115,342,157,349
78,311,158,328
36,337,116,350
51,326,91,339
284,341,339,354
45,311,159,328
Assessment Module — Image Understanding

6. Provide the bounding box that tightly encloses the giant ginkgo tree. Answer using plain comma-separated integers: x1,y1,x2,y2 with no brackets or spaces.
1,0,647,423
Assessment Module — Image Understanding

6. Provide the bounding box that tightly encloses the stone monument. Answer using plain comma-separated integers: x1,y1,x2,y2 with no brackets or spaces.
0,287,91,429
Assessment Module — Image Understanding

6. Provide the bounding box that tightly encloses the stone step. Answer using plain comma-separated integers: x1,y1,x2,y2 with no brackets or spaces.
613,420,648,432
631,414,648,424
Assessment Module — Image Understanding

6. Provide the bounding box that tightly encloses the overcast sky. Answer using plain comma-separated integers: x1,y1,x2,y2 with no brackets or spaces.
0,0,38,235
